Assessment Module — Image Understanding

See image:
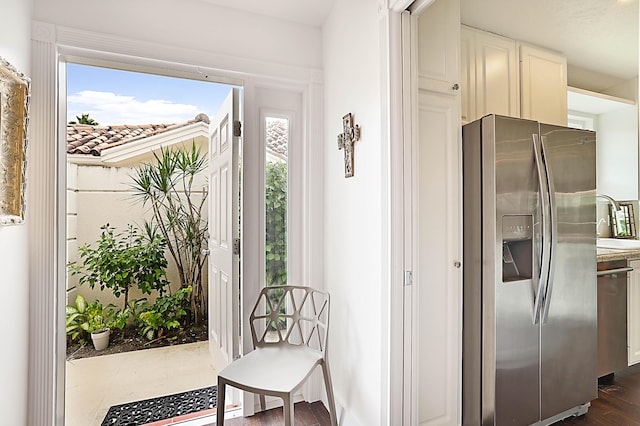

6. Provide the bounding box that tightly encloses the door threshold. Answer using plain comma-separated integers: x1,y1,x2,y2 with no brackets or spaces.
144,405,243,426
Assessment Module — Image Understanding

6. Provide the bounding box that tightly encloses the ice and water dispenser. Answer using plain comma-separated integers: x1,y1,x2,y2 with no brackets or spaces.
502,215,533,282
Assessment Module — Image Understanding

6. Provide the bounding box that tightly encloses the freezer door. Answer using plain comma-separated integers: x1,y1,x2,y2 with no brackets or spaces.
538,124,597,420
484,115,542,425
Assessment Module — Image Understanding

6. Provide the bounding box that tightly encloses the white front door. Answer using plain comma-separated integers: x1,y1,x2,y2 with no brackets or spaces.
208,88,241,372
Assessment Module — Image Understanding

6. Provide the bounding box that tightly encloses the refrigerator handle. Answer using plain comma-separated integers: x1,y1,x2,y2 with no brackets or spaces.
540,135,557,323
532,133,550,325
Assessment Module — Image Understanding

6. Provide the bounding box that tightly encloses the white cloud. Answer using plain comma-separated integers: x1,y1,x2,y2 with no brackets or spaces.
67,90,203,125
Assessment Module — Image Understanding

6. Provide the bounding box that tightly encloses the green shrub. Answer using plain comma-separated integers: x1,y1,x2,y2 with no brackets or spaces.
66,294,90,343
69,223,170,310
265,161,287,287
136,287,192,340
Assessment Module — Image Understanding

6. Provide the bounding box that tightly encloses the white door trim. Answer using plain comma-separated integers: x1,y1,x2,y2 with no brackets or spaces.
30,20,324,425
383,6,410,426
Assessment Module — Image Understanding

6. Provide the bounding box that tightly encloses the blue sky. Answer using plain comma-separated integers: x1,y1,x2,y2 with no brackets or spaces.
66,63,232,125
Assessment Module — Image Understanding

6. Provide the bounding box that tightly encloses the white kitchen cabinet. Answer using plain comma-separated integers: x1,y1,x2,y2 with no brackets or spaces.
461,26,519,123
410,0,462,424
520,43,568,126
416,0,460,96
628,259,640,365
460,26,475,123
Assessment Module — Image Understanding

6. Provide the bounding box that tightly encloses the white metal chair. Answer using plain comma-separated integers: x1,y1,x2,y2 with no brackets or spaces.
216,285,337,426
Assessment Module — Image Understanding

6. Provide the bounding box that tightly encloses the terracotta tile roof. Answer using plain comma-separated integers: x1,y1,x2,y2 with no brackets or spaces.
66,113,210,156
266,119,288,158
67,113,289,159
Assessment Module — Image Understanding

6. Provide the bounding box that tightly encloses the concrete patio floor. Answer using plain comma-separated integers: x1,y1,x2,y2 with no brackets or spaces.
65,341,219,426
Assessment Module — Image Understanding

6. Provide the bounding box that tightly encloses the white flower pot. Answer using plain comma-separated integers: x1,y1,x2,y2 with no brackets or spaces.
91,328,111,351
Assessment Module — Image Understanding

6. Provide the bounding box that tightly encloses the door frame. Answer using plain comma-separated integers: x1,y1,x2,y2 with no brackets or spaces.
29,21,324,425
386,1,462,424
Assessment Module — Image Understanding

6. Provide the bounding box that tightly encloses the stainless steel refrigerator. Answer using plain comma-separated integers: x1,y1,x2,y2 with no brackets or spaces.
462,115,597,425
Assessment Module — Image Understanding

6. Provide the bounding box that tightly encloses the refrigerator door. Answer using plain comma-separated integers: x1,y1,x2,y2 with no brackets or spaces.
485,115,542,425
538,124,597,420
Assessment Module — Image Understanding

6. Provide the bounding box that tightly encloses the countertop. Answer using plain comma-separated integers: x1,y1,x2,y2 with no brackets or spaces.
597,247,640,262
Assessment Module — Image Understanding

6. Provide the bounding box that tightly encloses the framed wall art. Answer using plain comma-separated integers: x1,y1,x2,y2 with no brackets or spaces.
0,56,30,225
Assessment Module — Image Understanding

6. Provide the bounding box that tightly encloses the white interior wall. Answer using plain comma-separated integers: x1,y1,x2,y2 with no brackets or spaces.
596,105,640,200
0,0,32,424
32,0,322,71
323,0,386,424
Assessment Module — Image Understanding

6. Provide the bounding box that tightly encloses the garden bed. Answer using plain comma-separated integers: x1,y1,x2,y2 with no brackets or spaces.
66,322,208,360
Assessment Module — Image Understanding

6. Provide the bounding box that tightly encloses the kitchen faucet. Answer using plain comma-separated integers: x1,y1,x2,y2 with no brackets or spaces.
597,194,626,236
597,194,621,211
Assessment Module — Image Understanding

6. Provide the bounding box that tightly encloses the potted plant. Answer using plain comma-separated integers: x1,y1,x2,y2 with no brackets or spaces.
66,294,130,351
86,301,110,350
90,327,110,351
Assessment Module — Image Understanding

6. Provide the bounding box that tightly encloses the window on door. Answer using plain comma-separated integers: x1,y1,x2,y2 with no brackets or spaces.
264,116,289,288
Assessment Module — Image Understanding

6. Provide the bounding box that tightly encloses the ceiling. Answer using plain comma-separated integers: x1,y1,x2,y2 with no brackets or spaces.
194,0,638,82
194,0,335,26
461,0,639,81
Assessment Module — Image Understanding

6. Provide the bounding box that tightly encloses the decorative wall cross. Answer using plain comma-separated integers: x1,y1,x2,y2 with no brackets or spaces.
337,113,361,178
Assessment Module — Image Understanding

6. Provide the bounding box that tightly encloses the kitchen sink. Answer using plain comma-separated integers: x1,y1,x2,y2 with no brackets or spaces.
597,238,640,250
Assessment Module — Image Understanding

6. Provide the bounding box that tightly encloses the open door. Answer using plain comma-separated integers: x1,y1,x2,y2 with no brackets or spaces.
208,88,241,373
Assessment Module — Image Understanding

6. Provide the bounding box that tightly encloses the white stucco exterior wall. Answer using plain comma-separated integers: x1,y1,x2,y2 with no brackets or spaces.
67,160,208,308
0,0,32,424
323,0,386,424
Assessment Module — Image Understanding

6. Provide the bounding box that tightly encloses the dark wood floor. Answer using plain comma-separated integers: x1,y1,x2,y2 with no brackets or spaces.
558,363,640,425
210,401,331,426
207,364,640,425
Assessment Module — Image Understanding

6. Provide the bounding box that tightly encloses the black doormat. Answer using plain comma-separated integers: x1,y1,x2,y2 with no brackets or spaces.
101,385,217,426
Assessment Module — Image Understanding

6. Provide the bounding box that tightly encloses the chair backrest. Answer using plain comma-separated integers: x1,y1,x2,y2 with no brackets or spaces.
249,285,330,356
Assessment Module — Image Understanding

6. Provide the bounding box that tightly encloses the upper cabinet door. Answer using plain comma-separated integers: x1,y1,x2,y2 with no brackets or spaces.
520,43,568,126
416,0,460,96
461,26,519,123
474,29,519,120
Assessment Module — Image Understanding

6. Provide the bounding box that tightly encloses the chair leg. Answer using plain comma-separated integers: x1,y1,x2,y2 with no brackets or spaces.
283,394,295,426
322,361,338,426
217,378,226,426
259,394,266,411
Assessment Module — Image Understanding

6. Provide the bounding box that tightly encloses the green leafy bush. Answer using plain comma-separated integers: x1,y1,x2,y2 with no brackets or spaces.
69,224,170,310
265,161,287,287
136,287,192,340
66,294,91,343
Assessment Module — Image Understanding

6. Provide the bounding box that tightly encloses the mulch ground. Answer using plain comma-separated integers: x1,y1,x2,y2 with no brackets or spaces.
66,322,208,360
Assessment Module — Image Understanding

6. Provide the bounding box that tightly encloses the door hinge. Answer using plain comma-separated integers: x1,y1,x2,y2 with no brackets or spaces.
233,120,242,137
233,238,241,255
404,271,413,286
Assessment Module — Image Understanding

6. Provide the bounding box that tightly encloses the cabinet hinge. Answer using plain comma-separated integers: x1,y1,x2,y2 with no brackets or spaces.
404,271,413,286
233,120,242,137
233,238,241,255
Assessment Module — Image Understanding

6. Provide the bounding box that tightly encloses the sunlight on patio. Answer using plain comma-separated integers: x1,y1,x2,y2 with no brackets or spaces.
65,341,218,426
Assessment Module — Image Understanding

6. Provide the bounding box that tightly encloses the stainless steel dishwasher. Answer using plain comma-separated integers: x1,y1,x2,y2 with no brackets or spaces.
597,260,632,378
